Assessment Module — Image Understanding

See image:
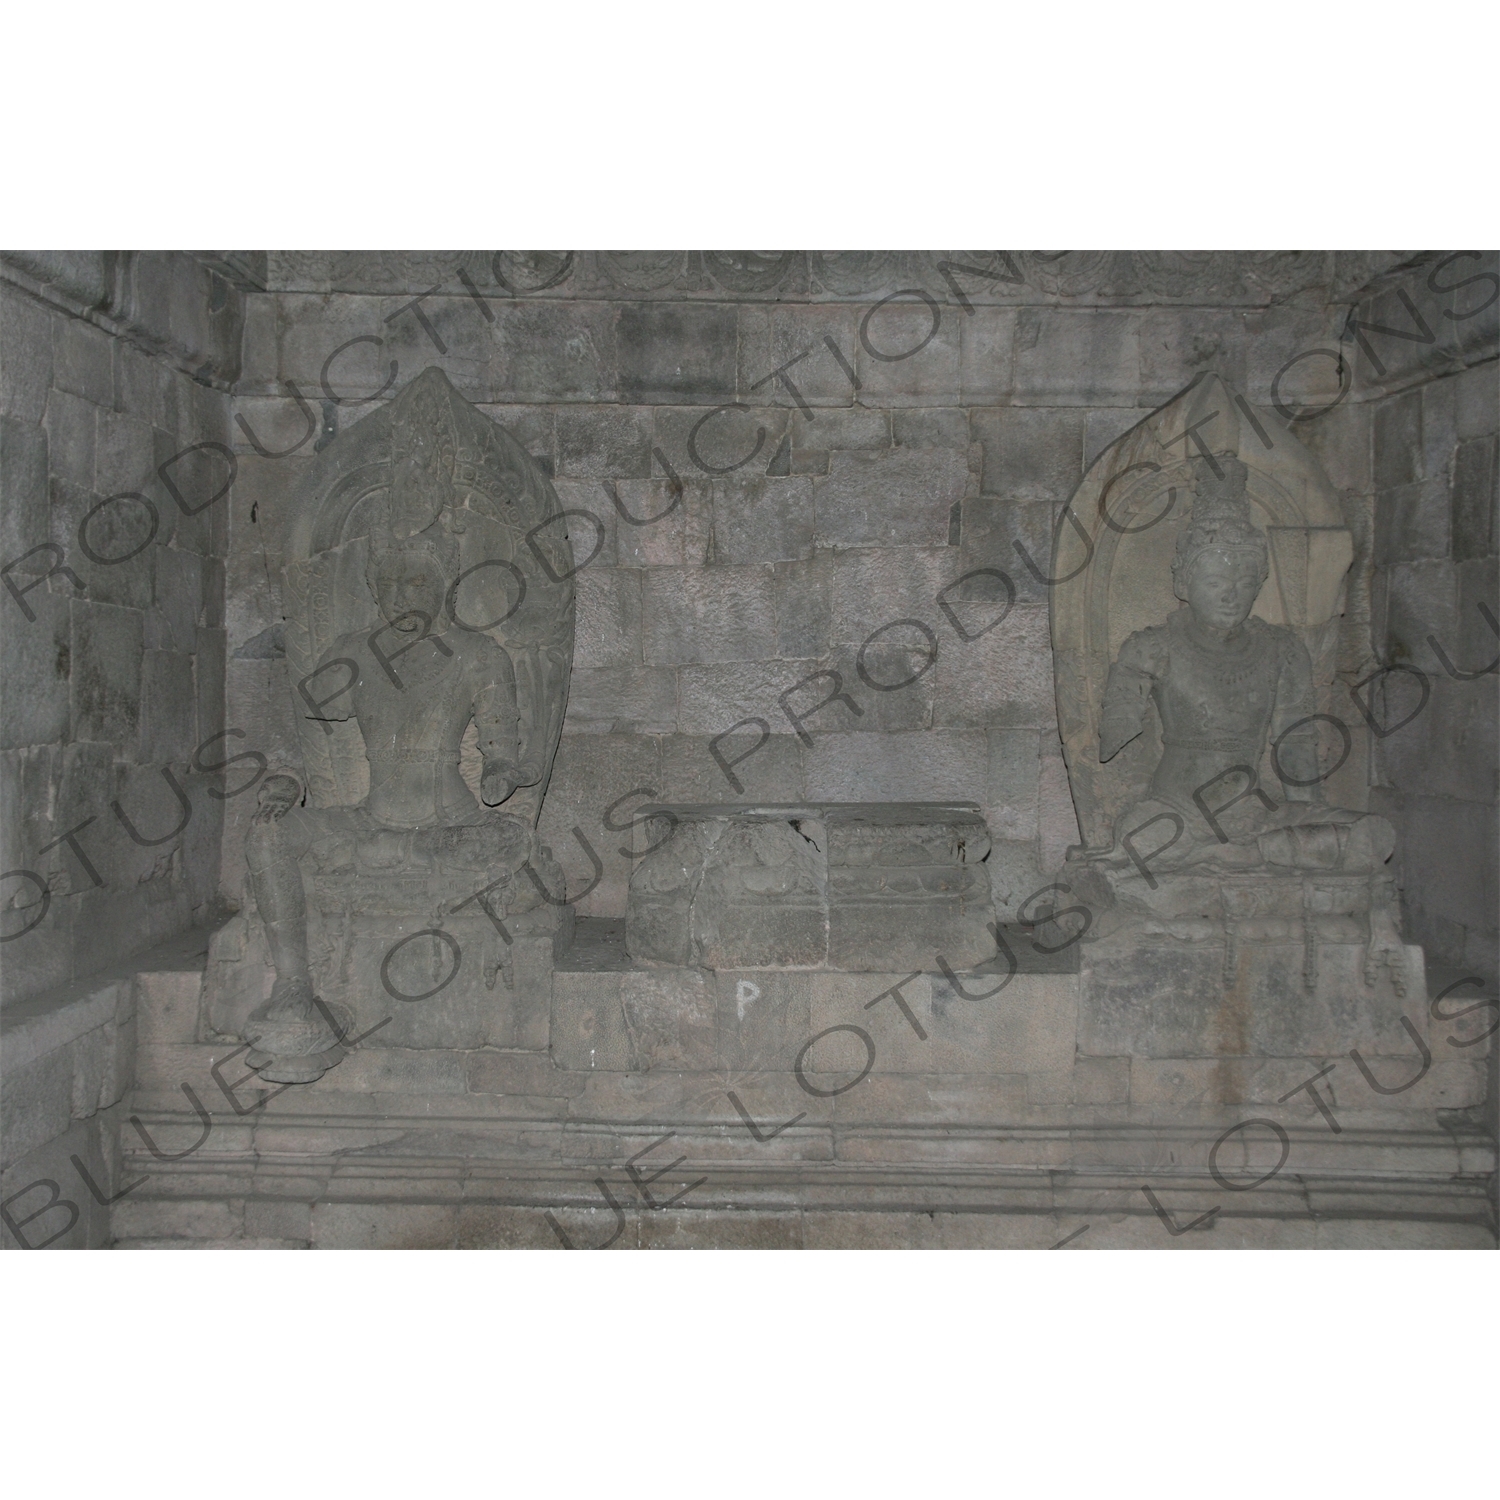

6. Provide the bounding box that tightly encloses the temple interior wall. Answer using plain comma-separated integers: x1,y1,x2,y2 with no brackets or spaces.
213,253,1499,949
1320,262,1499,982
2,251,1495,1247
1,252,245,1006
1,252,246,1237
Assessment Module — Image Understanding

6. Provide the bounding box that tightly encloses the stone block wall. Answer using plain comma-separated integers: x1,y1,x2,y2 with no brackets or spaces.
1,251,244,1005
222,252,1406,928
1303,255,1499,982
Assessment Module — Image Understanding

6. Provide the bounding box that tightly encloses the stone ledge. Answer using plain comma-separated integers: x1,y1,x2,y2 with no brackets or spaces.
108,1170,1496,1250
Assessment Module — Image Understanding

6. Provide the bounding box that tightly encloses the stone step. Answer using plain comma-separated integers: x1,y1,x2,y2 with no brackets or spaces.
104,1196,1497,1250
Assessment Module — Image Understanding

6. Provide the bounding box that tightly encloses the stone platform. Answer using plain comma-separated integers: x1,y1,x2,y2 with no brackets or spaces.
625,803,996,971
105,919,1496,1249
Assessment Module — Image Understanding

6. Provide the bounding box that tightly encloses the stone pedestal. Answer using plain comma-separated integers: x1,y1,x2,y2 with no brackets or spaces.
114,919,1494,1249
624,803,996,971
203,887,571,1056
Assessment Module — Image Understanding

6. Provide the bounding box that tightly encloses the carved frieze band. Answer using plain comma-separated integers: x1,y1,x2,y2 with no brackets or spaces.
259,250,1418,305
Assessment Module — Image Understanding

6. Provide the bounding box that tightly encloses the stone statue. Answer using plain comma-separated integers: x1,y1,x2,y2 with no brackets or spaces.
225,368,575,1083
1059,453,1407,995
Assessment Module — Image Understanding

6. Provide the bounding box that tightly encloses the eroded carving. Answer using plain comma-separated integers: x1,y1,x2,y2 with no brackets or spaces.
626,803,994,972
223,367,575,1082
1048,390,1417,1054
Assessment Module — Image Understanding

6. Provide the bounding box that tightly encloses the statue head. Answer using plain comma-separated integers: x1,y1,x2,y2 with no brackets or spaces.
1172,455,1268,631
366,530,458,634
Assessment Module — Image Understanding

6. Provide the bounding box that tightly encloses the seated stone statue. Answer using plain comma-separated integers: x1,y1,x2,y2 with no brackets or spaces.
244,523,564,1081
1065,456,1406,988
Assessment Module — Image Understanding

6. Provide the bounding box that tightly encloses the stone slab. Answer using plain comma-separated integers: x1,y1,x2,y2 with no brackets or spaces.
625,802,995,971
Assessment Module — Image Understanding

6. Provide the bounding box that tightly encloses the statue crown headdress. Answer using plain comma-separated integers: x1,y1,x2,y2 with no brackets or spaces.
363,370,467,598
1172,454,1268,588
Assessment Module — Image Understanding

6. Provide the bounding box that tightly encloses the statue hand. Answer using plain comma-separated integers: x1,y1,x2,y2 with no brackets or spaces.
480,759,521,807
254,774,302,823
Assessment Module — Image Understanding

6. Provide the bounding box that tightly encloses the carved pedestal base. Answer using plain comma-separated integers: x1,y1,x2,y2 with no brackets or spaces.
203,880,574,1072
626,803,995,971
243,990,353,1084
122,918,1493,1248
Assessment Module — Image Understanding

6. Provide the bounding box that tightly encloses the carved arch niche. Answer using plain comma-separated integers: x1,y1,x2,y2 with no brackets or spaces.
1049,373,1356,851
280,366,576,824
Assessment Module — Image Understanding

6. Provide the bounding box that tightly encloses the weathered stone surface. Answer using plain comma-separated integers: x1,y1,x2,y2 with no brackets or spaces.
1078,936,1427,1059
0,414,48,564
827,545,950,644
654,404,789,479
810,970,1075,1076
892,408,968,450
814,447,967,549
490,301,617,402
138,650,195,763
555,405,654,478
573,567,642,668
1137,308,1249,403
69,599,142,744
537,732,661,918
310,1202,457,1250
735,302,862,408
641,566,778,665
627,803,994,971
45,387,97,489
1375,478,1449,564
854,296,961,406
566,665,678,733
711,969,812,1071
711,476,814,564
1451,435,1497,561
1085,408,1152,469
0,289,55,422
1454,358,1499,442
985,729,1041,840
551,967,716,1072
958,308,1016,405
987,838,1045,923
0,590,71,750
1013,310,1139,405
958,496,1054,603
791,405,888,451
1374,388,1423,489
805,731,989,804
612,476,712,567
153,546,204,652
818,638,935,735
933,603,1054,728
772,557,831,658
658,732,805,805
52,318,113,406
1381,557,1457,672
618,303,737,403
971,406,1086,504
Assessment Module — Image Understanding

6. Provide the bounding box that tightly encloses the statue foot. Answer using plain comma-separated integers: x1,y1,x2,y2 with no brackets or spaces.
249,1050,340,1085
245,977,351,1084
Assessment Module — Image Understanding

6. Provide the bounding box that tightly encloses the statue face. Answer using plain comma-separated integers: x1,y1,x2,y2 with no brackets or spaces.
375,553,446,633
1184,550,1263,632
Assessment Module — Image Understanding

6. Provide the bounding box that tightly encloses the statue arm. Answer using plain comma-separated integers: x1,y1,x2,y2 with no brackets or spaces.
1271,631,1322,801
1098,631,1159,763
472,644,534,806
302,635,362,725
